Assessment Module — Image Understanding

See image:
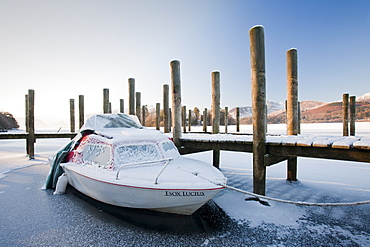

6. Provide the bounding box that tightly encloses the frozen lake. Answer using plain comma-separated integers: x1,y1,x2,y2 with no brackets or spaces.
1,123,370,245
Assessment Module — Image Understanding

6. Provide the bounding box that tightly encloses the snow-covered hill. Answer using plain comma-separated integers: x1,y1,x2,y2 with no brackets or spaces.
358,92,370,102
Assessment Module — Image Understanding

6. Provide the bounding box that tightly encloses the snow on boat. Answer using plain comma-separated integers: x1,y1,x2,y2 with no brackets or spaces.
45,114,227,215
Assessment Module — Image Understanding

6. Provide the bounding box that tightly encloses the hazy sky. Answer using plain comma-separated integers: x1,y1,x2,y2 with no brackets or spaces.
1,0,370,119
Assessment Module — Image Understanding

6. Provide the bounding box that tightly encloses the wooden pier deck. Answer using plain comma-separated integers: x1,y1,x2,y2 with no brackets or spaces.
2,131,369,164
0,132,76,140
178,133,370,163
1,130,369,196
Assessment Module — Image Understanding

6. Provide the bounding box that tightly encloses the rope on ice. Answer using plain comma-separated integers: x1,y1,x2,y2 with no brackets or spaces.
185,169,370,207
220,183,370,207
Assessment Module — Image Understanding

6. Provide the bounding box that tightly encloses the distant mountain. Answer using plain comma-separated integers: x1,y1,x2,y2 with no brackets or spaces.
300,100,327,112
358,93,370,102
229,106,252,118
229,100,285,118
268,100,327,117
16,116,69,130
299,101,370,123
236,92,370,124
266,94,370,124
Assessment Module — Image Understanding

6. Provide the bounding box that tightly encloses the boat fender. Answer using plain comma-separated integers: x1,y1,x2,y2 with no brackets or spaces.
54,173,68,195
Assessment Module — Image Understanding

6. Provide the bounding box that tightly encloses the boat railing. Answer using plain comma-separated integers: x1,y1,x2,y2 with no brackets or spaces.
116,158,174,181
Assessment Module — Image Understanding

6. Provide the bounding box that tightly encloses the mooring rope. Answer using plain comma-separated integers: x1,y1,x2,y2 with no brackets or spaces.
220,183,370,207
184,169,370,207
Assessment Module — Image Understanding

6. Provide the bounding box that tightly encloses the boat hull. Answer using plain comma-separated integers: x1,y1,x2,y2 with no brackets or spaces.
62,165,224,215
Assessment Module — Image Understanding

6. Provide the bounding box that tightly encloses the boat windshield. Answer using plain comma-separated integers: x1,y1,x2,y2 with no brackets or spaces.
161,141,180,158
115,143,162,166
83,144,112,169
82,114,143,131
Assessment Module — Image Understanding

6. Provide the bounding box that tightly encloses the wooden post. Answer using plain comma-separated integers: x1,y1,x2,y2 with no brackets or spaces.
343,93,349,136
70,99,75,133
156,103,160,130
188,109,192,132
225,106,228,133
25,94,29,154
203,108,207,132
128,78,135,115
265,105,268,133
286,48,299,135
298,101,301,134
163,84,170,133
25,95,29,133
169,108,172,130
28,89,35,159
212,71,220,134
182,105,186,133
142,105,146,126
211,71,221,168
236,107,240,132
136,92,141,123
250,25,267,195
103,88,109,113
286,48,298,181
120,99,124,113
79,95,84,129
350,96,356,136
170,60,182,146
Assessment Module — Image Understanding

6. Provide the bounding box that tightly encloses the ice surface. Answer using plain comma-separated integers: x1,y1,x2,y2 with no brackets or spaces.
1,122,370,245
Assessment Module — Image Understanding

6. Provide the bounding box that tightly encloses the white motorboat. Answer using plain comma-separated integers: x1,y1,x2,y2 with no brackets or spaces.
45,114,227,215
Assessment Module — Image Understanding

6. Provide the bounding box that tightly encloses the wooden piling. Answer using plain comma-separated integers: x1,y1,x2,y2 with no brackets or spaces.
103,88,109,113
70,99,75,133
79,95,84,128
343,93,349,136
250,25,267,195
128,78,135,115
286,48,298,181
156,103,160,130
188,109,191,132
142,105,146,126
120,99,124,113
182,105,187,133
25,95,29,133
286,48,299,135
298,101,301,134
25,94,29,154
28,89,35,159
163,84,170,133
236,107,240,132
212,71,220,134
225,107,228,133
203,108,207,132
211,71,221,168
170,60,182,146
350,96,356,136
136,92,141,123
169,108,172,129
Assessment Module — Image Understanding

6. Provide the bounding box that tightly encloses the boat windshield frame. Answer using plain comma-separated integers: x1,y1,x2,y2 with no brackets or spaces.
115,157,174,181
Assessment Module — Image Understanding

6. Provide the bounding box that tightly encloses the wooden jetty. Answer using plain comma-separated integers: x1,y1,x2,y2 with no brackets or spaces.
1,25,369,196
0,132,75,140
178,133,370,163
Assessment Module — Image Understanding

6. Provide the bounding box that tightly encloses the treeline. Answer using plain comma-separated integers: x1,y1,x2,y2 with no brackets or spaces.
142,107,236,127
0,112,19,131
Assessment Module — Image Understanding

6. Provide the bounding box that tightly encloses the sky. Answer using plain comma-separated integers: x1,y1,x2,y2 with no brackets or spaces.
1,0,370,121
